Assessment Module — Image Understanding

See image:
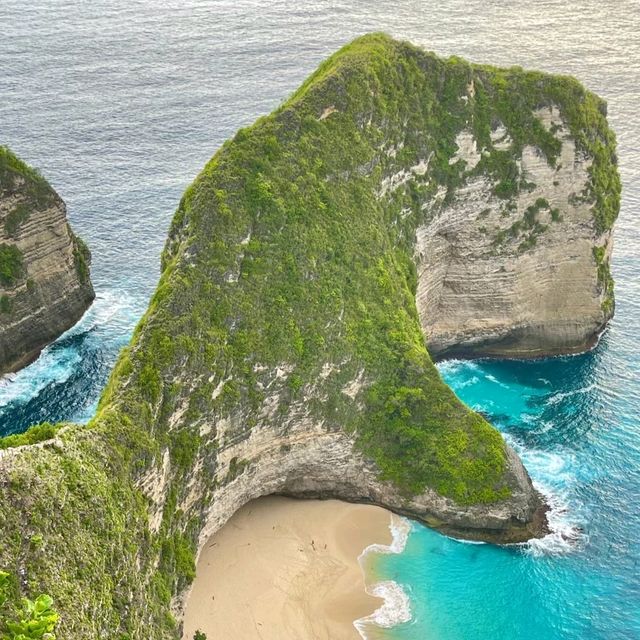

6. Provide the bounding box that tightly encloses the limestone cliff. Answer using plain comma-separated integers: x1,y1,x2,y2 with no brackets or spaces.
416,105,617,358
0,35,618,639
0,147,94,373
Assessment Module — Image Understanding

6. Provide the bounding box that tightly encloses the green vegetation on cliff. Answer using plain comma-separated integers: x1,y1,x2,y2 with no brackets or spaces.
0,34,619,639
0,571,59,639
0,146,53,209
0,423,60,450
71,234,91,285
0,145,95,373
0,245,23,287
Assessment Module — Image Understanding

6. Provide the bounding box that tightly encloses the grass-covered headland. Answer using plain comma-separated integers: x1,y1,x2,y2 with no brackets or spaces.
0,34,618,638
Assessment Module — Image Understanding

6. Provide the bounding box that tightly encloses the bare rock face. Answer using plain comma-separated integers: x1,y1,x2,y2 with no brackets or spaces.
416,106,614,358
163,413,546,617
0,147,94,373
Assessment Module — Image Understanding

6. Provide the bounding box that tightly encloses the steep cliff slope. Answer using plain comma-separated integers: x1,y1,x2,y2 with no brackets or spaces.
0,35,618,638
416,101,618,358
0,147,94,373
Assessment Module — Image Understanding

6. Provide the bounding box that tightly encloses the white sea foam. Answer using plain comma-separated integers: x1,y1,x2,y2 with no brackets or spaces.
0,343,82,408
545,383,597,405
355,580,412,633
437,358,481,377
456,375,479,388
452,537,486,545
505,435,586,556
526,482,586,556
484,373,510,389
361,514,412,557
520,412,537,425
354,515,412,638
0,289,138,410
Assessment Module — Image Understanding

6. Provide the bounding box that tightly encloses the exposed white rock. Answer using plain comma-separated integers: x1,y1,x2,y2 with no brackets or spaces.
319,105,338,120
450,130,482,169
415,110,610,358
377,155,433,198
138,449,171,534
491,122,513,150
341,369,366,399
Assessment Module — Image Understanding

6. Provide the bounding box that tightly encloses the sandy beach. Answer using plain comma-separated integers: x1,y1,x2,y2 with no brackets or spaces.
181,496,393,640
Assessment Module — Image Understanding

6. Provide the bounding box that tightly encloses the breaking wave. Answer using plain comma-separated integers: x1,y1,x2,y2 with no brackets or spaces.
355,515,413,638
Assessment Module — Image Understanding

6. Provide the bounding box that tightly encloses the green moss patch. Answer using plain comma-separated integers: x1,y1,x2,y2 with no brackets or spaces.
0,244,24,287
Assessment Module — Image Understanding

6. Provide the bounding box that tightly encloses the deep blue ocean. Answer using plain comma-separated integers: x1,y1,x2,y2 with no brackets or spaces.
1,2,638,638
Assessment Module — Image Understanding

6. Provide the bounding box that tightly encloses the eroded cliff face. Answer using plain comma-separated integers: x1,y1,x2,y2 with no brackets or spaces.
415,106,614,358
0,35,618,639
0,148,94,373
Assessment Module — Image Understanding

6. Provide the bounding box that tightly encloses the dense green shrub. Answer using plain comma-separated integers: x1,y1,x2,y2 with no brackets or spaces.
593,246,614,315
0,423,60,450
0,295,11,314
0,571,59,639
4,203,31,237
0,245,23,287
71,234,91,284
0,146,53,207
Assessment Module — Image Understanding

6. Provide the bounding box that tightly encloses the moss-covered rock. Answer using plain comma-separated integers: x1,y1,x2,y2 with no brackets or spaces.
0,34,620,638
0,146,95,372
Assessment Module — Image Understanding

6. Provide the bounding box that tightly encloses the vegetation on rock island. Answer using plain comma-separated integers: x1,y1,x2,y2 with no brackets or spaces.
0,571,59,639
0,34,619,638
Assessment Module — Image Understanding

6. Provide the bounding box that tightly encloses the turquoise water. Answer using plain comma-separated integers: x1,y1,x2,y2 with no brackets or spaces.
374,347,640,639
1,1,639,638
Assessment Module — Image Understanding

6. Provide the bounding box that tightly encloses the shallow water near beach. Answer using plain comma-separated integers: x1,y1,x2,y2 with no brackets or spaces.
1,1,639,638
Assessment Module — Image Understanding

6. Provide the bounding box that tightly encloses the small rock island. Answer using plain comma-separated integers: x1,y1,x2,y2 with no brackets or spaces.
0,146,94,373
0,34,619,639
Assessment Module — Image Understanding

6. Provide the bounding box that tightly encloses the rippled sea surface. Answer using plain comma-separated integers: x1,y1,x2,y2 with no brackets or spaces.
1,1,639,638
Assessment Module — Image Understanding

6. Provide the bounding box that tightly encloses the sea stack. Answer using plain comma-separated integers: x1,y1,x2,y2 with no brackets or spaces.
0,146,95,373
0,35,619,639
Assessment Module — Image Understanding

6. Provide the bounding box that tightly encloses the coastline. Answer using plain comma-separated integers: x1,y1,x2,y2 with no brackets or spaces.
182,496,397,640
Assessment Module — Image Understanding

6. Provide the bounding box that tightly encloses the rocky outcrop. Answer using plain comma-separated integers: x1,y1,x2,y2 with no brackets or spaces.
0,35,618,639
0,147,94,373
416,106,616,358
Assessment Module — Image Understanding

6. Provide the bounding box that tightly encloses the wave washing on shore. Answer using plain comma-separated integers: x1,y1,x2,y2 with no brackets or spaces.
509,436,587,557
438,359,587,557
355,515,413,638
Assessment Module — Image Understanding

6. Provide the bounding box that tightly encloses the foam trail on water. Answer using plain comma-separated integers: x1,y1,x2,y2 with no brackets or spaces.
0,342,82,409
505,435,586,556
527,482,586,556
545,383,598,405
436,358,481,377
354,515,412,638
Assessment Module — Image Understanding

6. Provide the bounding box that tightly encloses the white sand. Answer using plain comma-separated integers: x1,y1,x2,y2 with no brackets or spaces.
182,496,393,640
